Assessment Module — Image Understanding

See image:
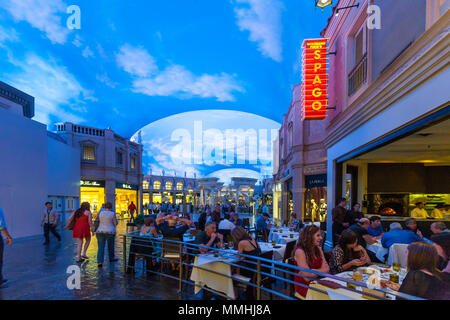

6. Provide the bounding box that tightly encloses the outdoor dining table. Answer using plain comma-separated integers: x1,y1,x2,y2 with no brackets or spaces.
269,229,299,244
306,265,407,300
189,243,284,299
190,252,240,299
366,240,389,262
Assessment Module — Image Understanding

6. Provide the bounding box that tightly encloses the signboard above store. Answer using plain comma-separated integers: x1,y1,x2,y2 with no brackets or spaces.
301,38,329,120
116,182,138,190
305,174,327,188
80,179,105,188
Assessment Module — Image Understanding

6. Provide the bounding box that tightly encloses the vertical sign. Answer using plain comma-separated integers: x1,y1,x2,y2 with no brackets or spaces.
301,38,329,120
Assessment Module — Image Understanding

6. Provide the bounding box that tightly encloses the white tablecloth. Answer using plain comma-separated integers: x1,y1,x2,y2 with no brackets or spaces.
366,241,388,262
190,253,239,299
269,230,299,244
257,242,286,261
310,266,406,300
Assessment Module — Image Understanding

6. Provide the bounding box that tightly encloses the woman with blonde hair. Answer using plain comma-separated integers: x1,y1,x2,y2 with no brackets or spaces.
386,242,448,299
292,225,329,298
69,202,93,263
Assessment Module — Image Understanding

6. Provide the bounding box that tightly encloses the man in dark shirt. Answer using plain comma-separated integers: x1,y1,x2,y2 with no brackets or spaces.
348,218,376,248
156,214,193,241
332,198,349,243
345,203,363,225
349,218,380,262
195,222,224,253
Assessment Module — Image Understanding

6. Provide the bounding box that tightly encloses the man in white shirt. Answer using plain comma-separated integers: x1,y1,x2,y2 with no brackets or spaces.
410,202,429,218
218,214,235,230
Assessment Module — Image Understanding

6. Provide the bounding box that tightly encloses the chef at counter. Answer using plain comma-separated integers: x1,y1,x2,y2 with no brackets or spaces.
410,202,429,218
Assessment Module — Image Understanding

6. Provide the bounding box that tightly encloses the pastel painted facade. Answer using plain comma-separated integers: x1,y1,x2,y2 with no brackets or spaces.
54,122,144,216
273,84,328,224
321,0,450,249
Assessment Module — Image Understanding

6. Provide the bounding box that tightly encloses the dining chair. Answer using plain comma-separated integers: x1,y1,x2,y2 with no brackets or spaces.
286,257,304,300
160,236,183,274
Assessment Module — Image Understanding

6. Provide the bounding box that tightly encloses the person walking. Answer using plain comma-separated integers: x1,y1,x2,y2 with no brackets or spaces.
128,202,137,223
0,206,12,287
70,202,93,263
41,202,61,245
94,202,118,268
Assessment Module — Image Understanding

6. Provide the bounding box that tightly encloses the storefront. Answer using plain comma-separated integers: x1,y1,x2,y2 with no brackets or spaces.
272,182,282,222
115,182,138,216
80,179,105,214
326,104,450,249
304,174,327,222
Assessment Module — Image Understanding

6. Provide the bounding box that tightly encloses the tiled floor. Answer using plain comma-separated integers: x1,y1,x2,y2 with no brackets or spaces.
0,220,195,300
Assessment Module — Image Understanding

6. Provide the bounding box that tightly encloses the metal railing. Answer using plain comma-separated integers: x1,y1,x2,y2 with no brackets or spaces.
348,53,368,96
120,231,423,300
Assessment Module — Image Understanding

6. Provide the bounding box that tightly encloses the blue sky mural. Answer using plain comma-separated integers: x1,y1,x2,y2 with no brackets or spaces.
0,0,332,182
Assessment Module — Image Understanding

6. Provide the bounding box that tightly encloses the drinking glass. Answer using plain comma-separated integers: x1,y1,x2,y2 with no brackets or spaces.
389,273,399,284
353,271,363,282
272,240,276,246
393,263,401,272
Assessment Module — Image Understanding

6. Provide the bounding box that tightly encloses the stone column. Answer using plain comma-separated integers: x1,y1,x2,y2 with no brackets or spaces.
235,185,240,213
105,180,116,212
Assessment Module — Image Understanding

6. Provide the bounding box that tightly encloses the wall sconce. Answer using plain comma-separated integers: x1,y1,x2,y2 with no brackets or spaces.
335,3,359,16
315,0,333,11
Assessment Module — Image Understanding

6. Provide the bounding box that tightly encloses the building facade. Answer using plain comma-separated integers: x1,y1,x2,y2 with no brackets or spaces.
0,82,80,238
321,0,450,249
273,84,328,225
142,173,200,212
54,122,143,216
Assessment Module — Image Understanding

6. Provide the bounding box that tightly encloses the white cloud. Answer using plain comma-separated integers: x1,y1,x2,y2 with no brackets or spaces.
82,46,94,58
3,0,70,44
4,53,94,124
96,72,118,88
72,34,82,47
132,65,244,102
232,0,283,62
0,26,19,45
116,44,158,77
117,44,244,102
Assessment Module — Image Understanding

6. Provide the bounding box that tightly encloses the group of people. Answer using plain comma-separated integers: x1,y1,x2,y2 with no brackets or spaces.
292,224,450,300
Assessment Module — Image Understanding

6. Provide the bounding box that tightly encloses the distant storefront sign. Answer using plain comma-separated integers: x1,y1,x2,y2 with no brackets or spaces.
80,179,105,188
302,38,329,120
116,182,138,190
305,174,327,188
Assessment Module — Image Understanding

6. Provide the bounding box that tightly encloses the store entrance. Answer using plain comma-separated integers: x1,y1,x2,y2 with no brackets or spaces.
115,189,137,218
80,186,105,215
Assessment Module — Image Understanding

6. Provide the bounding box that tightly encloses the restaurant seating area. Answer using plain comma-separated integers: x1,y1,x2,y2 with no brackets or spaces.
120,212,443,300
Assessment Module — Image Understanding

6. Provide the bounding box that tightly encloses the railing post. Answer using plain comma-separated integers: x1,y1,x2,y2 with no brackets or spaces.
178,242,183,294
256,260,261,300
122,235,127,274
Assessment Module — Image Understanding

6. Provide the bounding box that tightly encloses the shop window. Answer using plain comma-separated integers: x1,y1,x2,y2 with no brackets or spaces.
82,145,95,161
176,182,183,190
153,180,161,189
143,180,149,189
166,181,173,190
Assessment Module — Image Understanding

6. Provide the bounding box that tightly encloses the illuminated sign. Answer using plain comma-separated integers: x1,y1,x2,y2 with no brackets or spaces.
116,182,138,190
301,38,329,120
80,180,105,187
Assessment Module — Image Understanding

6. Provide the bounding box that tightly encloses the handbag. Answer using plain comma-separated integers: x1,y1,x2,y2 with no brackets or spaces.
65,215,75,230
